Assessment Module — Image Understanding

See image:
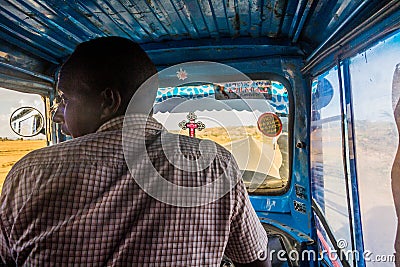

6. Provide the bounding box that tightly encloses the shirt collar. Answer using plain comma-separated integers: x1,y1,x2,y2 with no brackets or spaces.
96,114,164,133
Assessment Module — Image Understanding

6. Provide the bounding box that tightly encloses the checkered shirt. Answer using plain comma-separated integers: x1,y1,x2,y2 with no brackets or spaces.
0,114,268,266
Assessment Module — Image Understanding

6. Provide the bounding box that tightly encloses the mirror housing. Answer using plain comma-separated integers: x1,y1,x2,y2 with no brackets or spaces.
10,107,45,137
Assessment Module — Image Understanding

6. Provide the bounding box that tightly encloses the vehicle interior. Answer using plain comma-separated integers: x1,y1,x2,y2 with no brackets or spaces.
0,0,399,266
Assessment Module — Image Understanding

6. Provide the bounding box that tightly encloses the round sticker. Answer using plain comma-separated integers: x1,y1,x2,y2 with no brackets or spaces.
257,112,283,137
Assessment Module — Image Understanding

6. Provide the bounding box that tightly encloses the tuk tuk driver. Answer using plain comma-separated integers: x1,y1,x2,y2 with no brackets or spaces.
0,37,271,267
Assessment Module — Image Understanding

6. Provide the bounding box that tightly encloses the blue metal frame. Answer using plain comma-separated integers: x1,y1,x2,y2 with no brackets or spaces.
308,50,367,267
304,0,400,76
341,59,365,267
337,60,358,266
235,57,314,245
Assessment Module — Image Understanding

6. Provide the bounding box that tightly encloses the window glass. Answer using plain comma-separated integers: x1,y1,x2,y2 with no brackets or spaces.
310,68,353,261
153,80,290,194
349,31,400,264
0,88,46,191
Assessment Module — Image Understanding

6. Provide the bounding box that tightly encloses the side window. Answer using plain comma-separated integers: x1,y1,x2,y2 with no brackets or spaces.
349,31,400,263
310,68,354,265
311,30,400,266
153,79,291,194
0,89,46,191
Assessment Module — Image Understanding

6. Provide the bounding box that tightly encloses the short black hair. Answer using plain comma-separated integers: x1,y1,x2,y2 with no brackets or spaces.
59,36,157,111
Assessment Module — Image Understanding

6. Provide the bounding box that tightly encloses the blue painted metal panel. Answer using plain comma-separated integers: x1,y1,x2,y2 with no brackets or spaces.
249,0,261,37
171,0,201,39
236,0,250,36
43,0,104,38
250,195,291,213
198,0,222,38
5,0,84,45
151,0,193,39
260,0,286,38
288,0,306,39
223,0,238,37
0,30,58,64
304,0,400,76
146,44,303,66
0,6,69,58
283,57,313,237
0,72,52,93
0,0,394,81
292,0,314,43
280,0,298,39
96,0,151,41
259,218,314,245
80,0,139,40
130,1,172,40
303,0,365,45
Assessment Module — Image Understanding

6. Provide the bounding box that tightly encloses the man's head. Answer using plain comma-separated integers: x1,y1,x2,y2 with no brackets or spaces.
53,36,157,138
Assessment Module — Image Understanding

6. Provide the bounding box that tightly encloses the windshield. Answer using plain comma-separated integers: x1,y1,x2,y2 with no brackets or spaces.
153,80,290,194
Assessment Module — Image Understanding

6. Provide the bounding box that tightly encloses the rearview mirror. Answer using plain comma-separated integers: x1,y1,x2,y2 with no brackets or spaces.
10,107,45,137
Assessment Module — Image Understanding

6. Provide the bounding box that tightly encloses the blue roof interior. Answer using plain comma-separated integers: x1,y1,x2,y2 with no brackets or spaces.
0,0,396,95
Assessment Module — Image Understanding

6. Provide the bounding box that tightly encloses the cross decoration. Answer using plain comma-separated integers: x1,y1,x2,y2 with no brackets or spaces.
178,112,205,138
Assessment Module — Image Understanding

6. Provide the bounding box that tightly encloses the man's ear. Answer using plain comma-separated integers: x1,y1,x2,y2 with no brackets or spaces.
100,88,121,120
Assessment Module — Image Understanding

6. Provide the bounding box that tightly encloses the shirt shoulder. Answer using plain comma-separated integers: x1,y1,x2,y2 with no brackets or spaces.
7,130,124,177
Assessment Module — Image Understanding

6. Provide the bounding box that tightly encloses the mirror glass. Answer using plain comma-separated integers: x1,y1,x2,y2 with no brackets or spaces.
10,107,45,137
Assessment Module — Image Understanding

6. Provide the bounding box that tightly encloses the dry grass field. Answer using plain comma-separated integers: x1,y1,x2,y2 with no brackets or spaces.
172,125,270,145
0,140,46,192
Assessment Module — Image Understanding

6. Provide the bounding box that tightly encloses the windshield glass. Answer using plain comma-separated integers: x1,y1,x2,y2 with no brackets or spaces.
153,79,290,194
